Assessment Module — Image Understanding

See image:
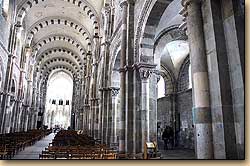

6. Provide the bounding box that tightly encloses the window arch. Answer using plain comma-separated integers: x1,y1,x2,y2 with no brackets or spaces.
157,75,165,99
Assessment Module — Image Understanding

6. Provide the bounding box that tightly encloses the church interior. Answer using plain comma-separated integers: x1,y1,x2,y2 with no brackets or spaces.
0,0,245,160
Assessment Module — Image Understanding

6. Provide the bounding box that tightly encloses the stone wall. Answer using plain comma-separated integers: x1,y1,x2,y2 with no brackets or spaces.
157,95,173,150
176,89,194,149
157,89,194,150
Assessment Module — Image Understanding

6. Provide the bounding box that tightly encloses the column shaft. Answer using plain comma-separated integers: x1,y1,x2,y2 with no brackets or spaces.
0,54,14,133
118,0,128,155
184,0,214,159
125,1,135,156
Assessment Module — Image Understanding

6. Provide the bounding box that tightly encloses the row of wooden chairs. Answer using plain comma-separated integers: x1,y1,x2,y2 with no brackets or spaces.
39,146,117,159
51,130,95,147
0,129,52,159
39,130,117,159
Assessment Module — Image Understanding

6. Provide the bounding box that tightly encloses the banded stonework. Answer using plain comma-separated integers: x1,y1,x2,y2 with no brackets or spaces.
0,0,244,160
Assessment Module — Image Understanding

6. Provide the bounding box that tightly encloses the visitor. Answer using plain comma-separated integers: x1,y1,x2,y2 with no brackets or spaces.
162,126,174,150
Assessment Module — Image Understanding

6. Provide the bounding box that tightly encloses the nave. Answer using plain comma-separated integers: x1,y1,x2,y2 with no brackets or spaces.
0,0,245,159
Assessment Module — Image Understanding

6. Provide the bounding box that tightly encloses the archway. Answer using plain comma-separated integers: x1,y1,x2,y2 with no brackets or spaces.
156,38,194,153
44,71,73,130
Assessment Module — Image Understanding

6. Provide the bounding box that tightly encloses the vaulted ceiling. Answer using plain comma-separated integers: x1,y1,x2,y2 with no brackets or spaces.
16,0,104,80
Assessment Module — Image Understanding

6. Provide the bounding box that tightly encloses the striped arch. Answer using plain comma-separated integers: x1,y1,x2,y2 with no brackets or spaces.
39,57,81,74
48,69,74,80
16,0,99,34
135,0,173,62
40,64,79,80
33,34,87,57
26,17,92,46
40,66,77,82
35,47,84,69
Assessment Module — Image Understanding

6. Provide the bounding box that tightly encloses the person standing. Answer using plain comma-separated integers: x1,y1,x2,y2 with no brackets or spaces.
162,126,174,150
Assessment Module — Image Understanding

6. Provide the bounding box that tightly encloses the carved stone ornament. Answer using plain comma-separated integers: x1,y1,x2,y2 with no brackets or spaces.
139,68,153,80
110,87,120,97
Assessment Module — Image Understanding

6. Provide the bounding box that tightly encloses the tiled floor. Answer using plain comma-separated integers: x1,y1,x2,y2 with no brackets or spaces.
12,133,55,159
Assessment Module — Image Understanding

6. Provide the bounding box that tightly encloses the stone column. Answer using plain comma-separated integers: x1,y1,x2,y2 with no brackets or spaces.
89,98,95,135
92,29,101,139
5,98,16,133
101,89,107,143
100,88,111,144
181,0,214,159
110,87,120,143
78,76,84,130
125,0,136,157
98,88,104,141
31,77,37,130
23,106,29,132
98,45,106,141
101,91,106,143
83,45,92,133
100,4,112,144
81,66,86,130
71,80,77,130
90,44,99,137
0,53,15,133
90,34,100,136
118,0,128,155
137,63,156,151
25,79,33,130
93,98,99,139
11,68,25,132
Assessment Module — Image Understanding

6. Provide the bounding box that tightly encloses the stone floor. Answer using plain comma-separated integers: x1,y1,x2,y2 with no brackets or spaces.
156,138,195,159
160,149,196,159
12,133,55,160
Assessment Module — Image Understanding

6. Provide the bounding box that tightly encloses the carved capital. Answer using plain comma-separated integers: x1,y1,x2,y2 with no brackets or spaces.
110,87,120,97
135,63,157,80
124,65,133,72
139,68,153,80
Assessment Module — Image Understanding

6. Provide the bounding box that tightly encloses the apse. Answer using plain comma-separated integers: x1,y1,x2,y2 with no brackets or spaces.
44,71,73,129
